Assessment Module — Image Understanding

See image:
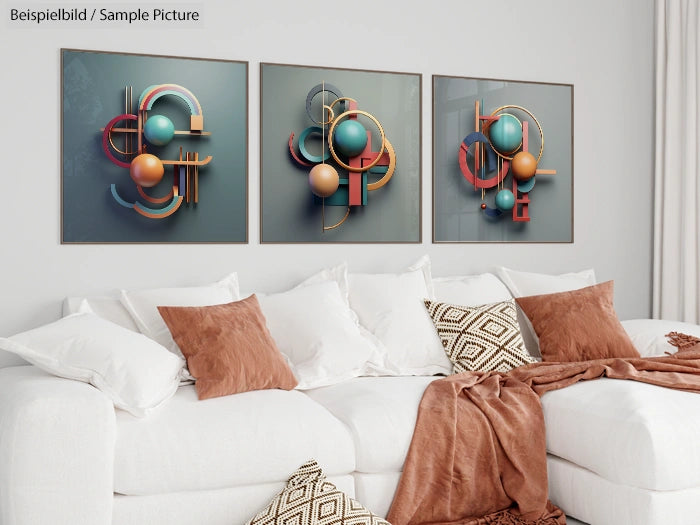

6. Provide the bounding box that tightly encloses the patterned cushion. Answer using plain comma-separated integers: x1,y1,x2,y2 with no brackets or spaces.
247,460,389,525
424,299,534,373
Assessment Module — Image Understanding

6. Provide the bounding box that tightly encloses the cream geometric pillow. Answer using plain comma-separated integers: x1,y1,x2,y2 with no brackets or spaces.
424,299,534,373
246,459,389,525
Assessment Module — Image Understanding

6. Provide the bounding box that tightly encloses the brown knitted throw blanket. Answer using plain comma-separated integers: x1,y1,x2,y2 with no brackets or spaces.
386,336,700,525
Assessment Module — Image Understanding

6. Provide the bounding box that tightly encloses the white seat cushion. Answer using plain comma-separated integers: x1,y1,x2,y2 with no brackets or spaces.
114,385,355,495
354,472,403,519
304,376,440,473
112,475,356,525
621,318,700,357
542,378,700,491
548,455,700,525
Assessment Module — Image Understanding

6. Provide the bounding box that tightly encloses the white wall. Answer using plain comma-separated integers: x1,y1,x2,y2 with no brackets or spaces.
0,0,655,335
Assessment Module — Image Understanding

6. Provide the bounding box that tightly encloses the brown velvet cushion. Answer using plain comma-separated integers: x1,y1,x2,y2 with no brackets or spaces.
158,295,298,400
515,281,640,362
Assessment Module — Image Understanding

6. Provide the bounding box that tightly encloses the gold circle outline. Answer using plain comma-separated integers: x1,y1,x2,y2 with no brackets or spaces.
488,105,544,162
329,97,358,113
319,105,335,126
366,139,396,191
108,122,137,157
307,88,343,126
484,113,522,157
328,110,386,172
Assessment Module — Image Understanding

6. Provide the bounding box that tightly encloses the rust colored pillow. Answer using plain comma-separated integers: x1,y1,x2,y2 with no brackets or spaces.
157,295,298,400
515,281,640,362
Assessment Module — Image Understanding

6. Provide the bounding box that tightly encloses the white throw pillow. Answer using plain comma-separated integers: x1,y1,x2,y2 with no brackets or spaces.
433,273,513,305
348,256,451,376
622,319,700,358
0,310,184,417
297,262,353,305
494,267,597,358
120,272,240,362
63,295,140,332
257,278,382,389
494,267,597,297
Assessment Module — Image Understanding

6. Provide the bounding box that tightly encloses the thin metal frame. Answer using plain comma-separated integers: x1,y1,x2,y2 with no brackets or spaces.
60,48,249,244
260,61,422,245
431,73,574,244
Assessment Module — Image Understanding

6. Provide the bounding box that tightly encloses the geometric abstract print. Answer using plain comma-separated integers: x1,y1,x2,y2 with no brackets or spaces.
246,459,390,525
424,299,534,373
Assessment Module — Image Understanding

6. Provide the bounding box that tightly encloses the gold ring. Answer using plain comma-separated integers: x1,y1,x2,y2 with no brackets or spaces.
329,97,358,113
366,139,395,191
108,128,136,157
488,105,544,162
320,105,335,126
328,110,386,172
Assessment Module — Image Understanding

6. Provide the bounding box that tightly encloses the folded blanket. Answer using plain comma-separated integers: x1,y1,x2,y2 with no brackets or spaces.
387,343,700,525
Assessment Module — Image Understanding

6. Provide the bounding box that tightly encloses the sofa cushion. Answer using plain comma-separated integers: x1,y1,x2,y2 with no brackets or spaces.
622,318,700,357
114,385,355,495
432,273,512,306
63,295,140,332
257,280,383,389
304,376,440,473
112,475,357,525
494,267,597,298
246,459,389,525
119,272,240,362
542,377,700,491
516,281,639,362
348,257,451,376
158,295,298,399
0,311,184,417
494,267,597,359
424,299,533,373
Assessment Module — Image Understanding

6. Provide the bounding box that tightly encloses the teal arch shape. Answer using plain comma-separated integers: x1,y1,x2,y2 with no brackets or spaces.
138,85,199,116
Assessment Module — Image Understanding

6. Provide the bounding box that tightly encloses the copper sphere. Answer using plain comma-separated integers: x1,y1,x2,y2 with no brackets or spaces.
130,154,164,187
308,164,340,198
511,151,537,181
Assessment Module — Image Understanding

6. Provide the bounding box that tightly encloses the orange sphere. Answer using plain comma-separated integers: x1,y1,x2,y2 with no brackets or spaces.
511,151,537,181
130,153,164,187
308,164,339,198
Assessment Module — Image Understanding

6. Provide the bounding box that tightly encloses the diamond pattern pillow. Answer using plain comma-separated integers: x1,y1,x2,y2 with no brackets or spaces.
424,299,534,373
246,460,389,525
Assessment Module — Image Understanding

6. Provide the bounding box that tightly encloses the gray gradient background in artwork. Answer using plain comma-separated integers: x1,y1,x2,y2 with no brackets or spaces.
261,64,421,243
62,50,247,242
433,76,573,242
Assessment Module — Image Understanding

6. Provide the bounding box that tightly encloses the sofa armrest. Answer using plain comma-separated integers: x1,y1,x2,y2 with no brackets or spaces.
0,366,116,525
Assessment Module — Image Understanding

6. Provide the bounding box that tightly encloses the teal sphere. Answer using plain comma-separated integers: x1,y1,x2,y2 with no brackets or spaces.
334,120,368,157
489,114,522,154
495,189,515,211
144,115,175,146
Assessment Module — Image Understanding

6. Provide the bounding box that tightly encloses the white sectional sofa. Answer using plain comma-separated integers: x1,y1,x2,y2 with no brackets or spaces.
2,261,700,525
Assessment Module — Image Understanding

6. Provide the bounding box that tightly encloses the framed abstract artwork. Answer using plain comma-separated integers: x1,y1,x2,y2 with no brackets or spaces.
260,63,421,243
433,74,573,243
61,49,248,243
